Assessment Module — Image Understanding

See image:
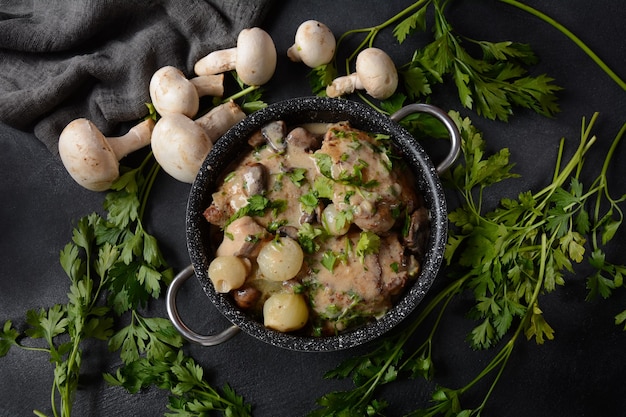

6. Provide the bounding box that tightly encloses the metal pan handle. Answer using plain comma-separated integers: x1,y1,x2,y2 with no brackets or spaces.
166,264,240,346
389,103,461,174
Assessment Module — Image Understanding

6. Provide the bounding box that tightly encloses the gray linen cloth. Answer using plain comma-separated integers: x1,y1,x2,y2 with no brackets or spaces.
0,0,274,156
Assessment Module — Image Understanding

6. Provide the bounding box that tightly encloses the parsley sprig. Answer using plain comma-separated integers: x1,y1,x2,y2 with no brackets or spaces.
400,1,561,121
500,0,626,91
0,152,250,417
309,112,626,416
310,0,563,122
310,0,625,130
446,113,625,348
104,350,251,417
584,121,626,318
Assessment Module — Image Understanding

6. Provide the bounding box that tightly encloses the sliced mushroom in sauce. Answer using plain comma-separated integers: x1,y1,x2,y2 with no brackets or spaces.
261,120,287,153
285,126,323,151
241,162,268,196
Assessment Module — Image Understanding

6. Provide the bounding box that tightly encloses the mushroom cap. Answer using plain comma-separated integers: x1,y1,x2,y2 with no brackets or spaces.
151,113,213,183
355,48,398,100
149,66,199,118
235,27,277,86
287,20,336,68
58,118,120,192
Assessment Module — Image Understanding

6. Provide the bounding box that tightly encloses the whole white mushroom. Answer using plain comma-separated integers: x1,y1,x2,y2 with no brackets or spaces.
58,118,154,191
151,101,245,183
194,27,277,86
326,47,398,100
149,66,224,118
287,20,336,68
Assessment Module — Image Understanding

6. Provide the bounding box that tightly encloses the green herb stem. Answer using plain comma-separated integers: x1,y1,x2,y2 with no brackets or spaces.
500,0,626,90
409,234,548,417
138,154,161,222
335,0,430,70
598,121,626,180
411,274,466,330
533,113,599,209
356,92,386,114
222,84,260,103
399,282,456,370
591,121,626,249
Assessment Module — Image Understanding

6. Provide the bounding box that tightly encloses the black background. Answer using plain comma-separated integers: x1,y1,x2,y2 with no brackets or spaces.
1,1,625,416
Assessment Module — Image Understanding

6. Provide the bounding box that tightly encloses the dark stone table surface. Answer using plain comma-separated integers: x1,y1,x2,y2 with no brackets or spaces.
1,1,625,416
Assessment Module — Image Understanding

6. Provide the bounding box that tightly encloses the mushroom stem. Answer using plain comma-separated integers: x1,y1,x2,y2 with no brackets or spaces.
190,74,225,97
107,119,155,160
326,73,361,97
286,47,303,63
194,48,238,75
196,100,246,142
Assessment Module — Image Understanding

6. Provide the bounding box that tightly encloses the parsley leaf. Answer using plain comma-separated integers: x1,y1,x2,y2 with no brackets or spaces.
393,6,427,44
321,250,339,272
0,321,21,358
308,63,337,96
402,2,562,121
109,313,182,365
225,194,286,227
298,223,325,254
287,167,308,187
105,350,252,416
356,231,381,262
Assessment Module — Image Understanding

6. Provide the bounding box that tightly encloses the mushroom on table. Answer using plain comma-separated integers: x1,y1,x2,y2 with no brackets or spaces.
326,47,398,100
58,118,154,191
150,101,246,183
194,27,277,86
149,66,224,118
287,20,336,68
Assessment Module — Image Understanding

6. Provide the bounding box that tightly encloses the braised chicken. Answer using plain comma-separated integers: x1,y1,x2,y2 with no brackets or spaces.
203,121,430,335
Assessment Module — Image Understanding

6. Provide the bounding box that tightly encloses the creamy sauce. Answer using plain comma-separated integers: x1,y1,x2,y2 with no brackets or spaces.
204,121,429,335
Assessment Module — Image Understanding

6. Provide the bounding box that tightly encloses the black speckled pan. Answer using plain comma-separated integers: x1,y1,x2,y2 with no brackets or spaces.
167,96,460,352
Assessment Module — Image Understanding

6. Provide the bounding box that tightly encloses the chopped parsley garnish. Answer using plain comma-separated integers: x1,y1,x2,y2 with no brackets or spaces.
299,192,319,212
314,177,334,199
356,231,381,261
297,223,325,254
321,250,339,272
287,168,308,187
225,195,286,227
315,153,333,178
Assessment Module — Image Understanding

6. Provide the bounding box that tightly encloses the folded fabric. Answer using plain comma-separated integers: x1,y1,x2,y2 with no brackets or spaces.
0,0,274,156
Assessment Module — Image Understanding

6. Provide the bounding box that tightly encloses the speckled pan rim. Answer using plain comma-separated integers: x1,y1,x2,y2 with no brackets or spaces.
186,96,448,352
